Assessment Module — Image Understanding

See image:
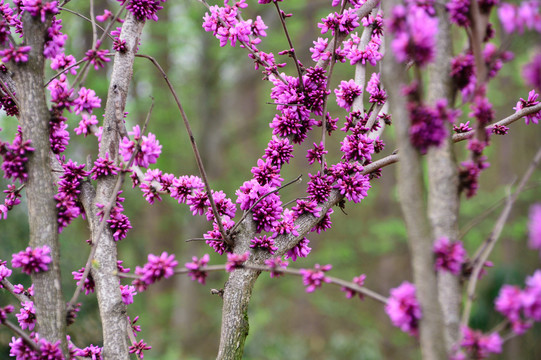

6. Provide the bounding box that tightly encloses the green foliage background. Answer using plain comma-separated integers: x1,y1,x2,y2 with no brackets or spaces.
0,0,540,358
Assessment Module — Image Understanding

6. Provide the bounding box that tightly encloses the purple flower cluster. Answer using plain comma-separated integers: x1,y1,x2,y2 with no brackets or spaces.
236,179,282,233
495,270,541,334
459,157,490,198
49,114,69,154
264,257,288,278
365,72,387,105
447,0,471,27
470,95,495,126
389,4,438,67
0,304,14,323
119,125,162,168
0,44,31,63
1,184,22,219
523,51,541,91
299,264,332,293
72,266,95,295
48,75,74,111
285,237,312,262
335,79,362,111
250,235,278,254
73,87,101,115
498,1,541,34
12,245,51,274
118,0,166,22
451,53,476,100
459,327,502,359
225,251,250,272
1,126,34,183
203,1,267,48
342,31,383,67
129,339,152,358
528,204,541,256
408,101,449,154
133,252,178,291
83,40,111,70
263,135,294,166
51,52,78,75
514,89,540,125
433,237,467,275
340,132,374,162
0,262,12,284
16,301,36,330
204,215,235,254
318,8,360,36
185,254,210,284
55,159,88,231
96,191,132,241
385,281,422,336
341,273,367,300
21,0,59,22
90,153,120,180
74,114,98,137
306,142,327,165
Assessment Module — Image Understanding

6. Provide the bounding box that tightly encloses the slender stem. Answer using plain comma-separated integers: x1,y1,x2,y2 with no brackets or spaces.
135,54,233,246
44,58,87,87
273,1,304,93
0,279,32,304
2,320,41,352
89,0,97,49
460,146,541,329
229,174,302,235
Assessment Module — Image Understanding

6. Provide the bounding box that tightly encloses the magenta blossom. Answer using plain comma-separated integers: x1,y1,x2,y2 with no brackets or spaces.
460,327,502,359
225,251,250,272
514,90,540,125
133,252,178,291
264,257,288,278
300,264,332,293
385,281,422,336
335,79,362,111
528,204,541,255
12,245,51,274
185,254,210,284
16,301,36,330
433,237,467,275
341,274,367,299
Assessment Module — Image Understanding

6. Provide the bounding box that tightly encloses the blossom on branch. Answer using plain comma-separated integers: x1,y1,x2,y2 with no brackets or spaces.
299,264,332,293
12,246,51,274
385,281,421,336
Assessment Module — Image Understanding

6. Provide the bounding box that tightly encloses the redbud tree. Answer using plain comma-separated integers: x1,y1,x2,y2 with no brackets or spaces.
0,0,540,359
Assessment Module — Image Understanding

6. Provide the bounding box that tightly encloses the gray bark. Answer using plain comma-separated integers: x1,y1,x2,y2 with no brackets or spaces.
426,3,461,350
14,10,67,354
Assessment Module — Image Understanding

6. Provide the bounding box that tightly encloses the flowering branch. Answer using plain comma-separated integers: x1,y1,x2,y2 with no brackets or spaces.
461,146,541,330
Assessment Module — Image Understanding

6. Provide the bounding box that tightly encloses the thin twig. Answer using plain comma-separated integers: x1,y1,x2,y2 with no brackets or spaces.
273,1,304,93
2,320,40,352
135,54,233,246
0,279,32,304
89,0,97,49
0,77,20,110
460,146,541,329
229,174,302,235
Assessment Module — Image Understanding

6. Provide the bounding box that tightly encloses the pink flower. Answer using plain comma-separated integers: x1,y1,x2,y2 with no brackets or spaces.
264,257,288,278
433,237,467,275
335,79,362,111
133,252,178,291
385,281,422,336
225,251,250,272
185,254,210,284
12,246,51,274
299,264,332,293
341,274,367,299
460,327,502,359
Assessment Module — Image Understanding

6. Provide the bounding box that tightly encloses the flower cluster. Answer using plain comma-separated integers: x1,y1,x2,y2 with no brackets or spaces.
83,40,111,70
185,254,210,284
202,1,267,48
299,264,332,293
341,273,366,300
264,257,288,278
16,301,36,330
133,252,178,291
529,204,541,256
458,327,502,359
96,191,132,241
318,8,360,36
129,339,152,359
0,126,34,183
385,281,422,336
388,4,438,67
11,245,52,274
498,1,541,34
433,237,467,275
285,237,312,262
459,157,490,198
523,51,541,91
225,251,250,272
119,0,166,22
250,235,278,254
55,159,88,231
495,270,541,334
1,184,21,220
236,179,282,233
90,153,121,180
119,125,162,168
0,44,31,63
514,90,540,125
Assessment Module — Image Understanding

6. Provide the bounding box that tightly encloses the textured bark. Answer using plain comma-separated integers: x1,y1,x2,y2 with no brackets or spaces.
90,13,145,360
14,10,67,353
382,2,447,357
426,4,461,349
